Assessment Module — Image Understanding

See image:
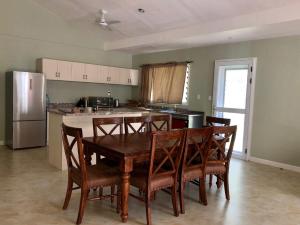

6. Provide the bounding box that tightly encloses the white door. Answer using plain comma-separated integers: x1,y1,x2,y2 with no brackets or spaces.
213,58,256,159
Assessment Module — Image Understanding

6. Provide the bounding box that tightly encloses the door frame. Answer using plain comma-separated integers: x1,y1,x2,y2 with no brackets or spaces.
213,57,257,160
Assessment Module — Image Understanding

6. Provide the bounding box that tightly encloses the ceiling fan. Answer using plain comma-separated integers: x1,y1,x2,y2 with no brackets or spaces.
95,9,120,30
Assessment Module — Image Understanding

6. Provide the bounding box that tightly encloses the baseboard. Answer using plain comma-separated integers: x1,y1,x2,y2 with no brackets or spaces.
0,140,4,146
249,156,300,173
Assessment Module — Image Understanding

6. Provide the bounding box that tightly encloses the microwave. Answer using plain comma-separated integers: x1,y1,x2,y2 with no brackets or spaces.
88,97,114,108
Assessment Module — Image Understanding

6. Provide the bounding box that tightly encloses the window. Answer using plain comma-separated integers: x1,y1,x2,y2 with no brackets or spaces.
141,62,190,105
181,63,190,105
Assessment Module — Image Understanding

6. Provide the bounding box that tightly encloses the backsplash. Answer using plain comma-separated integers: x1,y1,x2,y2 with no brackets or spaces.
46,80,133,104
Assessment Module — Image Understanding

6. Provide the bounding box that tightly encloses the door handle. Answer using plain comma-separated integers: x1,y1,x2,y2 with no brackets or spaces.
29,79,32,90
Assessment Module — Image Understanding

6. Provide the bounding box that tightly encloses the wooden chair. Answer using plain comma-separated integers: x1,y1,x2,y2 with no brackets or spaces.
130,129,186,225
93,117,123,136
124,116,150,134
148,114,171,132
92,117,123,203
179,127,213,212
206,126,237,200
61,123,120,225
206,116,231,187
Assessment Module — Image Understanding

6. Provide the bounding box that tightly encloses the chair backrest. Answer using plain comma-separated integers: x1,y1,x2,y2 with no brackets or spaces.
93,117,123,137
209,126,237,165
124,116,150,134
62,123,87,181
148,129,185,185
206,116,231,127
148,114,171,132
181,127,213,175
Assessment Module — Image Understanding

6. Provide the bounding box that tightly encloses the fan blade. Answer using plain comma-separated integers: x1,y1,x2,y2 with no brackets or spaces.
107,20,120,25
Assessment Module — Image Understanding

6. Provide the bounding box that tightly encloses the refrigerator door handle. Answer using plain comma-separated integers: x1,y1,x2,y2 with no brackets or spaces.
30,78,33,90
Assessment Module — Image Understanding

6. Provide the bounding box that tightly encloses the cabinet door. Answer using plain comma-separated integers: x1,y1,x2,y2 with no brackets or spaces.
71,62,85,82
42,59,58,80
129,69,139,86
99,66,109,83
108,67,120,84
119,68,131,85
58,61,72,81
85,64,98,83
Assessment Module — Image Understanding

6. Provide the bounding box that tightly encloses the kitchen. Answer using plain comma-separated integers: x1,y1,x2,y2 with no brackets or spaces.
1,0,300,225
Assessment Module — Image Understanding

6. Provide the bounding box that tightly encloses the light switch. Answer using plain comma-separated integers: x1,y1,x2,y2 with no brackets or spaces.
196,94,201,100
208,96,212,101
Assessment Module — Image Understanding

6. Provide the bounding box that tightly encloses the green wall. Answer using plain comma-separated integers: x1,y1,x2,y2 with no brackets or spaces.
0,0,133,143
133,36,300,167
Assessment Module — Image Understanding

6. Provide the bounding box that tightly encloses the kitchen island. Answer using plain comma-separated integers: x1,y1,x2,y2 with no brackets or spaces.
48,108,151,170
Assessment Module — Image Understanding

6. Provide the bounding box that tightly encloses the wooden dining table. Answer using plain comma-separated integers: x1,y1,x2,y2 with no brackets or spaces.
82,133,152,223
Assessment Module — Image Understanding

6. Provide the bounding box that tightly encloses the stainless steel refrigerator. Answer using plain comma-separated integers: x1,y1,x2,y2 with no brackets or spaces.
6,71,46,149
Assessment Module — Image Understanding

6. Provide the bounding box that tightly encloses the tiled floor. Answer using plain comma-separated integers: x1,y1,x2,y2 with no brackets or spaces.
0,146,299,225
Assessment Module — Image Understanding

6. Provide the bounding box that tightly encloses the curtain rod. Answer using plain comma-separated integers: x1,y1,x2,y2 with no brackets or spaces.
141,61,193,67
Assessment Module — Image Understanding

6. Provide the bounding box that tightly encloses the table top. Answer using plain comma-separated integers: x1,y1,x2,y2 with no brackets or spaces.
83,133,152,159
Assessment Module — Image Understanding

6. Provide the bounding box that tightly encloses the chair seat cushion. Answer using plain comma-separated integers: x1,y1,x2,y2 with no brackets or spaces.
71,164,120,188
206,162,226,174
183,165,204,182
130,169,174,192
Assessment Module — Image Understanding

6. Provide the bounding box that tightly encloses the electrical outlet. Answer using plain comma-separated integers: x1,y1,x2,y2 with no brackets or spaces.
196,94,201,100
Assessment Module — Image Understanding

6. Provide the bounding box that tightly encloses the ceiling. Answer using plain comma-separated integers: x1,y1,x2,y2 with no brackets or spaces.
33,0,300,54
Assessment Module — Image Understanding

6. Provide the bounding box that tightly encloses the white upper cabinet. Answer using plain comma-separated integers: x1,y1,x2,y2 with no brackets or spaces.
38,59,72,81
119,68,139,86
37,58,138,86
119,68,131,85
72,62,98,83
129,69,139,86
99,66,120,84
108,67,120,84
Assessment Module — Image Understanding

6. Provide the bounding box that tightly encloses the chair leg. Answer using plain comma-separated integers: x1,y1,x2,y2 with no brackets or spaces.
224,172,230,200
199,178,207,206
76,189,89,225
216,175,222,189
171,186,179,217
99,187,103,197
145,193,152,225
117,186,121,214
209,174,213,188
63,177,73,210
179,181,185,214
111,185,115,203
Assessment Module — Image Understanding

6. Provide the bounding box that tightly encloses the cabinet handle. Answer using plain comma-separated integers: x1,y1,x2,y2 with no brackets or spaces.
86,75,88,79
57,72,60,78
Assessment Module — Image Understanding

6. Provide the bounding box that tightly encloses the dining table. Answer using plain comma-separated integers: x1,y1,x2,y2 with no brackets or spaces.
82,133,152,223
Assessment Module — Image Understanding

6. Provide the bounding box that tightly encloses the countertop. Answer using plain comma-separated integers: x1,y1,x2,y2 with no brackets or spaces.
48,107,154,116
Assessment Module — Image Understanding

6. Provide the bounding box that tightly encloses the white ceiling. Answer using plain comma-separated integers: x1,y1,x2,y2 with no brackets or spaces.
33,0,300,54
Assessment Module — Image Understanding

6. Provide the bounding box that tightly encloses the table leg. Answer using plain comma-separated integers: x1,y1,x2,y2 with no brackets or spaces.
120,158,133,223
84,144,93,166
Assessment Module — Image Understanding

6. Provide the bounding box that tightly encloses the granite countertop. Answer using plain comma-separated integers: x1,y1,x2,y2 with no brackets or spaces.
48,107,151,116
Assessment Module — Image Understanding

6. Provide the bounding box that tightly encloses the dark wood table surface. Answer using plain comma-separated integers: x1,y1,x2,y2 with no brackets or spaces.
82,133,152,223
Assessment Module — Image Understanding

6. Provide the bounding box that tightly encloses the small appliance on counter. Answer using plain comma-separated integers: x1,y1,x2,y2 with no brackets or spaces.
114,99,120,108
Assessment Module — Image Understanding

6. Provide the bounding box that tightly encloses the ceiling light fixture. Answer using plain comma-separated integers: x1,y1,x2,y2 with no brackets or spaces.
138,8,145,13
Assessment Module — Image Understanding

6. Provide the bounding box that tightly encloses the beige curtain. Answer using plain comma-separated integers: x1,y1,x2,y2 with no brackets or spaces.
141,63,187,104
